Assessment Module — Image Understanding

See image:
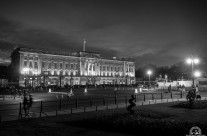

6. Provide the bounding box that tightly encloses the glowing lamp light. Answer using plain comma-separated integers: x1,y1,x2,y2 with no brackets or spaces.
147,70,152,75
194,59,199,64
194,71,201,77
186,58,192,64
186,58,199,64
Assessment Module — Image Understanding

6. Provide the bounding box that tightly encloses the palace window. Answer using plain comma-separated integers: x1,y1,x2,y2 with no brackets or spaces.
54,63,57,69
34,62,38,69
65,64,68,69
48,62,51,69
93,64,95,71
71,63,74,69
24,61,27,67
29,61,33,68
60,63,63,69
111,66,113,71
89,64,92,70
85,64,87,70
103,66,106,71
42,62,45,68
107,66,109,71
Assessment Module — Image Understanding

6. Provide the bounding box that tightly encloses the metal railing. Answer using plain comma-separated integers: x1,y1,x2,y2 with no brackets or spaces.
0,92,184,122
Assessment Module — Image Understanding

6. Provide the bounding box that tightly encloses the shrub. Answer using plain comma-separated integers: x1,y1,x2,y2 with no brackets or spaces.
173,100,207,109
67,110,207,136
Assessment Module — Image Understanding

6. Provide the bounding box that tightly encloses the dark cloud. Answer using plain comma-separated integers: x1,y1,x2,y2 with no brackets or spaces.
0,0,207,68
0,17,118,59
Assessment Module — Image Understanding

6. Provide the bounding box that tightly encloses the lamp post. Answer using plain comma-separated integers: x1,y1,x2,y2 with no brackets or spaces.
194,71,201,92
147,70,152,90
186,55,199,87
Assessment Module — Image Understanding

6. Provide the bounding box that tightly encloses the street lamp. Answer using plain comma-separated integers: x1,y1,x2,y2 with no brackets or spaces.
194,71,201,78
186,55,199,87
147,70,152,89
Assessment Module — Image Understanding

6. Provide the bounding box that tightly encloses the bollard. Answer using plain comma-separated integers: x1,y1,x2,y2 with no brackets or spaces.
125,96,128,107
103,97,105,106
84,107,86,112
144,94,146,101
152,94,154,100
96,106,98,111
90,97,92,107
180,92,182,98
171,92,172,99
135,95,137,102
59,99,62,110
75,98,78,109
71,108,73,114
18,103,22,120
40,101,43,117
56,110,58,116
3,95,5,101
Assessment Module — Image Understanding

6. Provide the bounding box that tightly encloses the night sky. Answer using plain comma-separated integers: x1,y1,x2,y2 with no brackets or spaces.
0,0,207,68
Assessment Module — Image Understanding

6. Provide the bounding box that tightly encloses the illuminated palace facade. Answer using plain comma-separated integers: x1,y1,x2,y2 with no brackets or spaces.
10,47,135,87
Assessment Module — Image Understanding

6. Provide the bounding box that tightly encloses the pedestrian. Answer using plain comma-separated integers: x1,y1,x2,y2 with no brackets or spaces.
28,95,33,108
168,84,171,93
127,95,136,114
23,96,28,117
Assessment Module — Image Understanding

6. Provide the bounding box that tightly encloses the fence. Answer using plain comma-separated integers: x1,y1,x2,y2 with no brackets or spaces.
0,92,185,122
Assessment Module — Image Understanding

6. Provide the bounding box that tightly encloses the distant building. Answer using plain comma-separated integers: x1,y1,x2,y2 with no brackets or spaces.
0,65,9,87
10,47,135,87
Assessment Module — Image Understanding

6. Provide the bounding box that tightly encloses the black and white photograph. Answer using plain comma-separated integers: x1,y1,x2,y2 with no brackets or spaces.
0,0,207,136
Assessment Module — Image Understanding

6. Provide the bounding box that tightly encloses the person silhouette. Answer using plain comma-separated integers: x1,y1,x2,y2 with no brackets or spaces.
127,95,136,114
23,96,28,117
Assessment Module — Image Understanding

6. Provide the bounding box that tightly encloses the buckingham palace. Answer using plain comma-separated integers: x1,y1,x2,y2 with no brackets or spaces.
10,47,135,87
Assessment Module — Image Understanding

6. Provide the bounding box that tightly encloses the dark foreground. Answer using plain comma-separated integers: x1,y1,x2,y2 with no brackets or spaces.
1,101,207,136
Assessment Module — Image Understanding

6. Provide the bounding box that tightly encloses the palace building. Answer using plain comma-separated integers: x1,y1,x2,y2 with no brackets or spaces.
10,47,135,87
